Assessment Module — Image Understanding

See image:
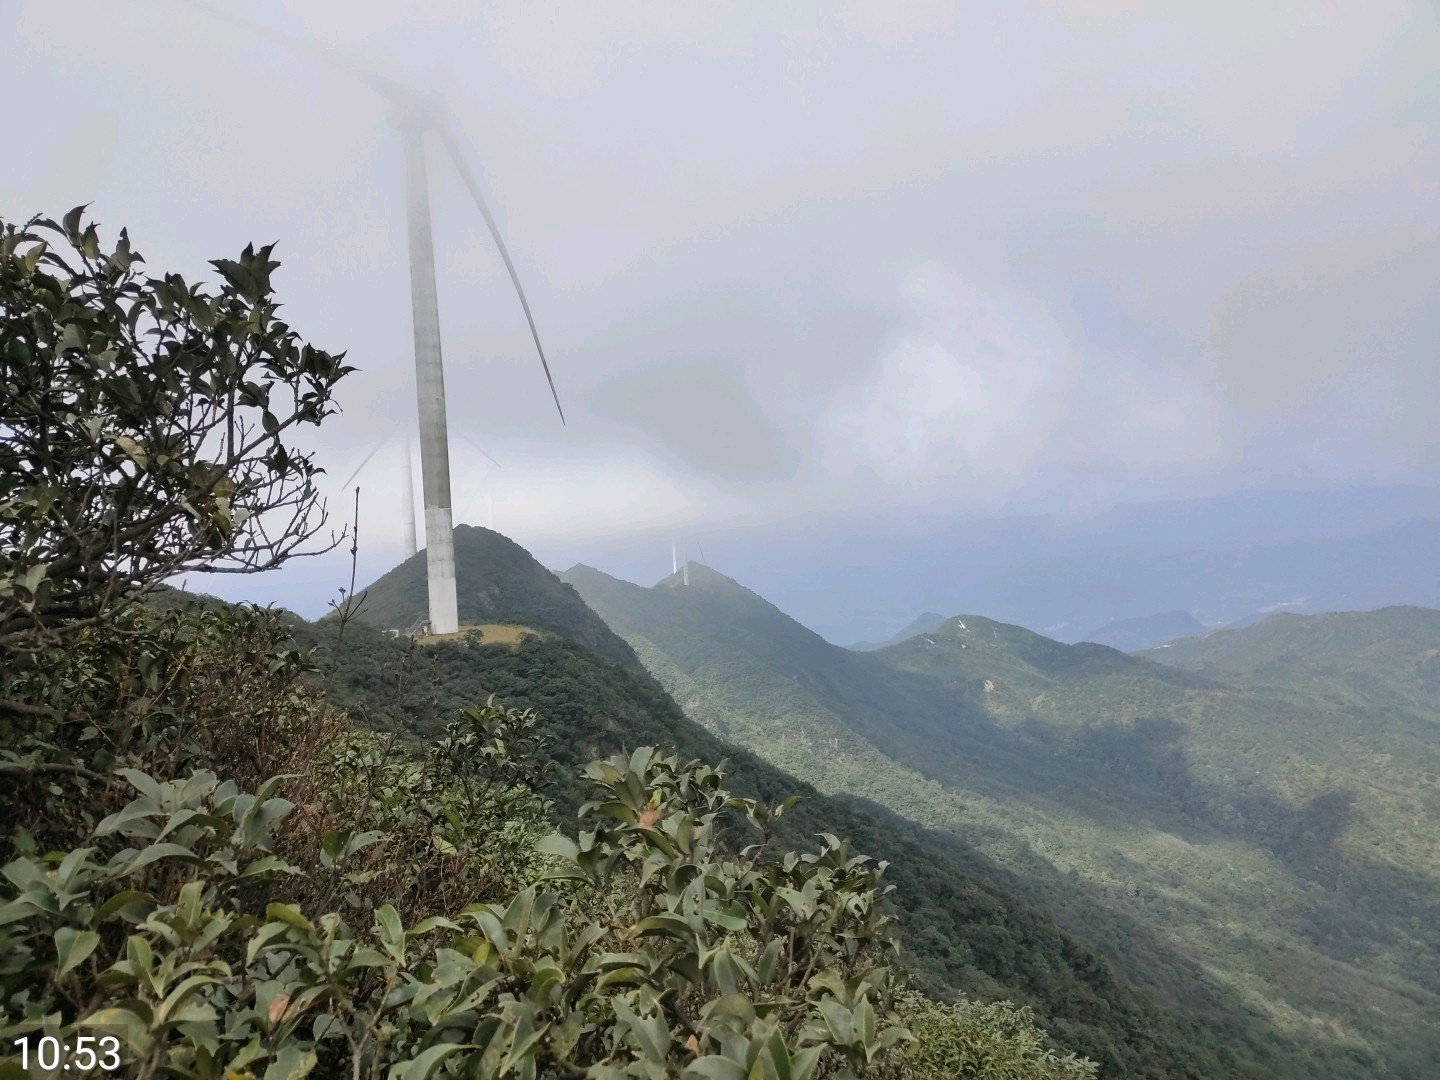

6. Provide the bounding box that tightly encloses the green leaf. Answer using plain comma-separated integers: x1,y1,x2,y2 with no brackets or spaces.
321,828,348,861
684,1059,746,1080
614,997,670,1062
96,800,162,840
95,889,152,923
703,994,756,1025
55,927,101,977
210,244,279,303
240,855,298,879
853,995,875,1048
535,832,579,862
756,938,783,986
158,972,220,1023
407,914,459,938
375,903,404,963
246,920,293,964
708,947,744,996
816,998,853,1045
264,902,314,933
390,1041,476,1080
347,947,392,969
116,769,165,802
82,1003,154,1055
702,901,748,932
115,842,205,873
789,1046,823,1080
634,912,697,942
262,1044,317,1080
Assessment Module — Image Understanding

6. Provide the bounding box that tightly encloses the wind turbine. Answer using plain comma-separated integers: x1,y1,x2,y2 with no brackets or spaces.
192,6,564,636
401,434,417,560
389,77,568,635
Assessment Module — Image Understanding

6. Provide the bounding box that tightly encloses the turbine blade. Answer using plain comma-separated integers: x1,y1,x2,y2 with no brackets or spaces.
436,121,566,425
458,432,503,469
337,431,393,492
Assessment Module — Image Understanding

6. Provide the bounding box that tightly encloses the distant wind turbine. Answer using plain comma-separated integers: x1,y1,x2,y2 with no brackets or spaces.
332,428,417,561
401,435,417,559
191,5,565,636
336,424,498,562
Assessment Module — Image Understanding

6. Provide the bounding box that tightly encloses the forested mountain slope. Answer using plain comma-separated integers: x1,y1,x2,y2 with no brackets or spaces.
565,563,1440,1078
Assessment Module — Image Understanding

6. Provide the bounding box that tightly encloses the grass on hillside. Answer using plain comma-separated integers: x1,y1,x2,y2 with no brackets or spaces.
414,622,538,648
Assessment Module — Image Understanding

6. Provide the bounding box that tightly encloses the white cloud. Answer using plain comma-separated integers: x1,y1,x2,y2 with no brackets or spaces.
821,262,1228,500
4,0,1435,589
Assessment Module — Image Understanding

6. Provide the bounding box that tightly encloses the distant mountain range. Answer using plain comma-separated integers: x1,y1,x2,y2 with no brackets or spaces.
963,517,1440,640
549,487,1440,645
1083,611,1206,651
1144,605,1440,712
565,559,1440,1078
846,611,949,651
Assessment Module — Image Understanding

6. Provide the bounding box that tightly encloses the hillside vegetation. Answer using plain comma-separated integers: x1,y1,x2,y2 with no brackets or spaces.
566,563,1440,1078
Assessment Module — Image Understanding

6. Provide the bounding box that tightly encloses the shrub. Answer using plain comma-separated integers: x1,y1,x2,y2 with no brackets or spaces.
2,746,917,1078
894,991,1098,1080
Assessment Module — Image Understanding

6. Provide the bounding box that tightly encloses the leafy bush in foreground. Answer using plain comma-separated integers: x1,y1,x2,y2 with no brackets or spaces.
1,743,915,1078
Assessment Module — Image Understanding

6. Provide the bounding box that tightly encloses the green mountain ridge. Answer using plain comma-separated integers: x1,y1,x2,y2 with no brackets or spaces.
564,562,1440,1078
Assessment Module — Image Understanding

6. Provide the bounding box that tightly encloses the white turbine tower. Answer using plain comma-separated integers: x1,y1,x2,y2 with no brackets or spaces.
389,87,564,635
401,435,417,560
194,7,565,637
331,428,418,563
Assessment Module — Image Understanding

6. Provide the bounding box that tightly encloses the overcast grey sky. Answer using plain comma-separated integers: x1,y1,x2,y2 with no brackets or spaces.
5,0,1437,610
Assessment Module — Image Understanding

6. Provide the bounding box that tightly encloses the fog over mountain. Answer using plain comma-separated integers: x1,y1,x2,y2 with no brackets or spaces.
6,0,1437,632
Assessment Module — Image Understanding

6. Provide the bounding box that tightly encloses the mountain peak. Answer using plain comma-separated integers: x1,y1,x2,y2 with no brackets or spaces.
655,561,744,592
349,528,643,671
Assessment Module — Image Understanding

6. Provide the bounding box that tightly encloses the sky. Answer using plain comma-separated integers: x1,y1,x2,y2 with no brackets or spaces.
5,0,1438,627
